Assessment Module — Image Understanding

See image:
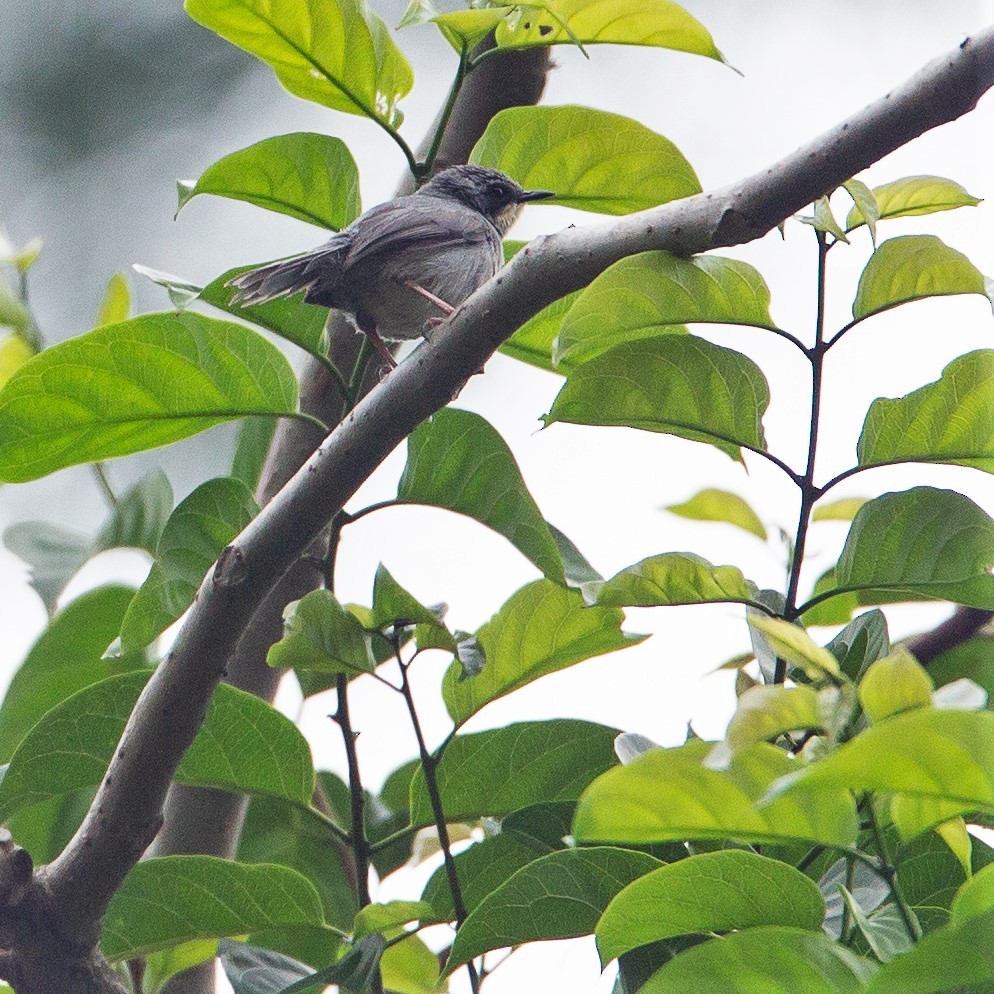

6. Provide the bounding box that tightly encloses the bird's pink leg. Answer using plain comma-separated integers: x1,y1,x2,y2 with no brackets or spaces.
357,319,397,369
406,281,455,315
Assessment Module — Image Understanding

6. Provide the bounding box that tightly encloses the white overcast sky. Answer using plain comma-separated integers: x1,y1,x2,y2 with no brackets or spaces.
2,2,994,991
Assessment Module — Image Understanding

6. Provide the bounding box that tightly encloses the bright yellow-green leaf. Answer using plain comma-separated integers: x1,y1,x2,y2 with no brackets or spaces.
936,818,973,879
890,793,978,843
494,0,728,66
471,105,700,216
844,179,879,245
725,685,823,752
847,175,982,231
0,333,34,390
433,7,512,50
96,273,131,326
813,498,868,522
952,862,994,924
185,0,414,128
859,649,933,722
800,196,848,243
746,616,841,680
665,488,766,540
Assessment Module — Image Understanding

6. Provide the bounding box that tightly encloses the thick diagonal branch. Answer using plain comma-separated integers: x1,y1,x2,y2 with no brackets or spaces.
39,22,994,938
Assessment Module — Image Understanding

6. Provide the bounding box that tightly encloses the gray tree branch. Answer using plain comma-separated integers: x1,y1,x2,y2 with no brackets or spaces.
2,21,992,992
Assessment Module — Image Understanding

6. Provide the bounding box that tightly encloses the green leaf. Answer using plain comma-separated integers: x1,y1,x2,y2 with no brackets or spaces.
447,847,661,970
574,740,858,848
545,336,770,463
664,488,766,540
724,685,823,753
101,856,326,960
370,563,445,631
470,105,700,216
0,311,300,483
409,720,620,826
0,333,35,390
839,891,913,963
219,940,314,994
639,927,876,993
813,497,869,522
397,407,565,582
768,708,994,815
199,266,331,359
830,487,994,609
267,589,374,676
596,850,826,964
0,671,316,819
178,133,361,230
843,180,879,246
95,469,174,554
825,609,890,681
96,273,131,326
0,585,143,762
858,350,994,473
232,416,277,492
280,933,386,994
0,277,31,334
6,788,96,865
185,0,413,129
859,649,934,722
494,0,728,65
951,862,994,924
431,7,513,50
852,235,988,321
119,477,259,653
554,252,775,368
379,934,442,994
239,795,357,931
353,900,435,939
864,908,994,994
3,521,92,608
499,291,579,374
846,175,982,230
800,197,849,243
421,802,573,920
929,637,994,702
132,264,202,310
746,616,841,680
592,553,761,610
146,939,219,993
801,569,858,627
442,579,645,726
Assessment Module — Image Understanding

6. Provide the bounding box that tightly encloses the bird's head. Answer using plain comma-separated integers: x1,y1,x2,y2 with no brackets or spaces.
421,164,554,234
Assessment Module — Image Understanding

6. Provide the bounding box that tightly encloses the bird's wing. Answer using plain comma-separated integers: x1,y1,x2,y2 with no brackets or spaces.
340,196,497,274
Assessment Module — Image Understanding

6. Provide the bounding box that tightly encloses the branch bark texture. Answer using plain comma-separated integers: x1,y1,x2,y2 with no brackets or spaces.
3,21,992,993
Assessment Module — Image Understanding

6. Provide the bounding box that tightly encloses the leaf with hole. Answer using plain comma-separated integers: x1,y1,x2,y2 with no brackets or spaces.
596,850,825,964
0,311,300,482
546,336,770,463
471,105,699,216
177,133,361,230
554,252,774,368
442,579,645,726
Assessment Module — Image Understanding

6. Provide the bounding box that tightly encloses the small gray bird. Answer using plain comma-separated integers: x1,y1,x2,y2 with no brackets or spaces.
228,164,554,367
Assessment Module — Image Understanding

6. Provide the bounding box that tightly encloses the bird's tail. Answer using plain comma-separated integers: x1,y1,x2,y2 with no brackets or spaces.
226,249,339,307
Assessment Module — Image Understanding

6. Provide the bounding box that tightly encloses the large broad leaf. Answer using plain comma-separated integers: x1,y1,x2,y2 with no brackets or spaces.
767,708,994,815
0,671,315,820
101,856,326,960
851,235,988,322
119,477,259,653
232,416,278,492
396,407,565,582
0,311,299,483
592,553,763,610
823,488,994,610
199,266,331,359
0,585,144,762
573,740,857,849
185,0,413,128
723,685,824,754
493,0,728,65
177,133,361,230
596,850,826,964
846,175,981,231
421,802,574,920
499,291,579,373
545,336,769,463
858,350,994,472
470,105,700,216
447,847,662,970
408,720,620,826
858,649,933,723
554,252,775,367
864,908,994,994
639,927,876,993
441,579,645,726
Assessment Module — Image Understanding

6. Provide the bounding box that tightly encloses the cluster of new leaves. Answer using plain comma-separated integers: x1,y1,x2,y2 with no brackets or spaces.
0,0,993,993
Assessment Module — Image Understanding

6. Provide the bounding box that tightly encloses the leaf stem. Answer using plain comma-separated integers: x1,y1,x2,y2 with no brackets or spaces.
780,232,830,678
866,800,921,943
419,46,470,180
396,651,480,993
91,462,118,508
347,335,375,411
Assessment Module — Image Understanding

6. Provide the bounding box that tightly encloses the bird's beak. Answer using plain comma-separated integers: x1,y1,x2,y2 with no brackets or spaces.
517,189,555,203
